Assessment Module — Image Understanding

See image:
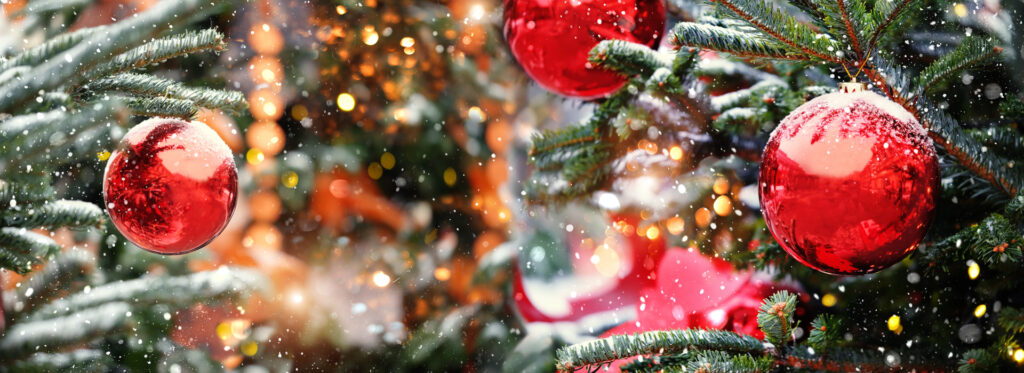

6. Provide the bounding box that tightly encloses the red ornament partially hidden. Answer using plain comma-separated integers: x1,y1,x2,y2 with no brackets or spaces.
104,118,238,255
503,0,665,98
759,83,939,275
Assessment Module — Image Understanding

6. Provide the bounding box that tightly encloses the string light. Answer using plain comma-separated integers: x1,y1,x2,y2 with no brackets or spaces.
380,152,396,169
335,5,347,14
97,150,111,161
469,4,486,20
666,217,685,235
967,260,980,280
362,26,379,45
645,226,660,240
400,37,415,48
1014,348,1024,363
887,315,900,331
974,304,987,318
713,195,732,216
669,146,683,161
368,162,384,180
372,270,391,287
434,267,451,281
695,207,712,228
713,177,730,195
953,3,968,18
443,167,457,186
337,93,356,111
246,148,265,165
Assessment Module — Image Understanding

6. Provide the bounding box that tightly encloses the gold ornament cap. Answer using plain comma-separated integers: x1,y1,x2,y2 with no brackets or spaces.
839,82,867,93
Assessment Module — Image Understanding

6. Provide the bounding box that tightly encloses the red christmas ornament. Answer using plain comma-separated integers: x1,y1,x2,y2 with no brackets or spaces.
503,0,665,98
103,118,238,255
759,83,939,275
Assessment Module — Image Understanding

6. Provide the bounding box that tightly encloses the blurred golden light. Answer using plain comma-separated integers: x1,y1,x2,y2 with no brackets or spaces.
336,5,347,14
975,304,987,318
967,260,980,280
592,244,621,277
246,121,285,155
372,271,391,287
248,89,283,121
97,150,111,161
381,152,396,169
241,341,258,357
695,207,712,228
216,321,232,341
282,171,299,188
953,3,967,17
640,140,657,155
434,267,451,281
250,191,282,223
400,37,415,48
443,167,457,186
291,105,308,121
368,162,384,180
249,24,283,54
469,3,486,20
337,93,356,112
244,223,282,251
713,195,732,216
666,217,685,235
887,315,900,331
645,226,660,240
1014,349,1024,363
362,26,379,45
263,102,278,117
246,148,265,165
713,177,730,195
669,146,683,161
260,68,276,82
230,319,250,339
403,46,415,55
822,293,838,307
468,106,485,121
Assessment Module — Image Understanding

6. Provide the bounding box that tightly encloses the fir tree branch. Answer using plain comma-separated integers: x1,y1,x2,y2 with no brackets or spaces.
0,302,130,360
686,351,775,372
555,330,768,371
0,179,55,205
0,349,109,373
807,314,843,351
87,73,247,114
922,193,1024,267
16,0,92,15
865,0,917,50
2,200,104,229
27,267,265,320
4,250,94,316
84,29,226,80
757,291,797,345
958,349,998,373
709,0,842,63
671,23,797,60
836,0,864,55
119,96,198,119
0,0,220,112
589,40,672,77
0,26,101,72
915,38,1002,97
0,228,60,274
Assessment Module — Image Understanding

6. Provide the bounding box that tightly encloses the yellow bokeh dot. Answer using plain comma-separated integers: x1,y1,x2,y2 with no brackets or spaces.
97,150,111,161
372,270,391,287
468,106,485,121
645,226,660,240
336,5,347,14
216,322,232,341
968,260,980,280
713,177,730,195
400,37,415,48
291,104,308,121
713,196,732,216
443,167,457,186
281,171,298,188
246,148,265,165
887,315,900,331
241,341,258,356
669,146,683,161
953,3,967,18
337,93,356,112
380,152,396,169
666,217,685,235
368,162,384,180
362,26,379,45
695,207,712,228
1014,348,1024,363
821,293,837,307
434,267,451,281
975,304,987,318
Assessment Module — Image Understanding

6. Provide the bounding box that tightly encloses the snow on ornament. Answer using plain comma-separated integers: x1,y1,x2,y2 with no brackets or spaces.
103,117,238,255
759,82,939,275
503,0,665,98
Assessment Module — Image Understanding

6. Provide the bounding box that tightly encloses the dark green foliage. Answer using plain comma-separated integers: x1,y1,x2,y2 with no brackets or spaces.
671,22,793,59
807,314,843,351
915,37,1002,96
555,329,767,371
756,290,797,345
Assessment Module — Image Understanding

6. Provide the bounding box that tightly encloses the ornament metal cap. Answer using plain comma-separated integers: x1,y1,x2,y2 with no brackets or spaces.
839,82,867,93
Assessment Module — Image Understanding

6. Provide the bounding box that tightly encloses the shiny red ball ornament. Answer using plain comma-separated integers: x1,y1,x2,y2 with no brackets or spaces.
503,0,665,98
103,118,238,255
759,83,939,275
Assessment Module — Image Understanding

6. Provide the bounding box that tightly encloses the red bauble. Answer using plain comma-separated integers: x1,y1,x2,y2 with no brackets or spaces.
503,0,665,98
103,118,238,255
759,85,939,275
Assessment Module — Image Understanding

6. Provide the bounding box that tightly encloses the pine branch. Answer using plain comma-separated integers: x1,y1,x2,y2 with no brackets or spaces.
915,38,1002,97
27,267,265,320
671,23,797,60
968,127,1024,157
16,0,93,15
0,179,55,205
958,349,998,373
119,96,198,119
685,351,775,372
589,40,672,77
0,228,61,274
0,350,108,373
555,330,768,371
998,307,1024,335
86,73,247,114
84,29,226,80
709,0,842,62
2,200,103,229
757,290,797,345
0,302,130,360
3,101,127,166
0,0,221,112
0,26,101,72
4,250,93,316
865,0,917,50
836,0,864,55
807,314,843,351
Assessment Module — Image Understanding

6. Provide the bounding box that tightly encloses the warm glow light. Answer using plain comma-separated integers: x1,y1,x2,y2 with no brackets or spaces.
362,26,379,45
372,271,391,287
262,102,278,117
713,196,732,216
381,152,396,169
434,267,451,281
713,177,730,195
260,68,276,82
469,4,486,20
241,341,258,357
821,293,837,307
368,162,384,180
97,150,111,161
967,260,980,280
468,106,485,121
953,3,968,18
282,171,298,188
666,217,685,235
400,37,415,48
336,5,347,14
887,315,900,331
337,93,356,112
695,208,712,228
669,146,683,161
975,304,987,318
246,148,265,165
592,244,620,277
645,226,660,240
1014,348,1024,363
443,168,457,186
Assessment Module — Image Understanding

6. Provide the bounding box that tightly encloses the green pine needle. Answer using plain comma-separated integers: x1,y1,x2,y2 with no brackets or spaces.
555,329,766,371
87,73,247,114
2,200,104,229
757,290,797,345
0,227,61,274
915,37,1002,97
671,22,795,60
